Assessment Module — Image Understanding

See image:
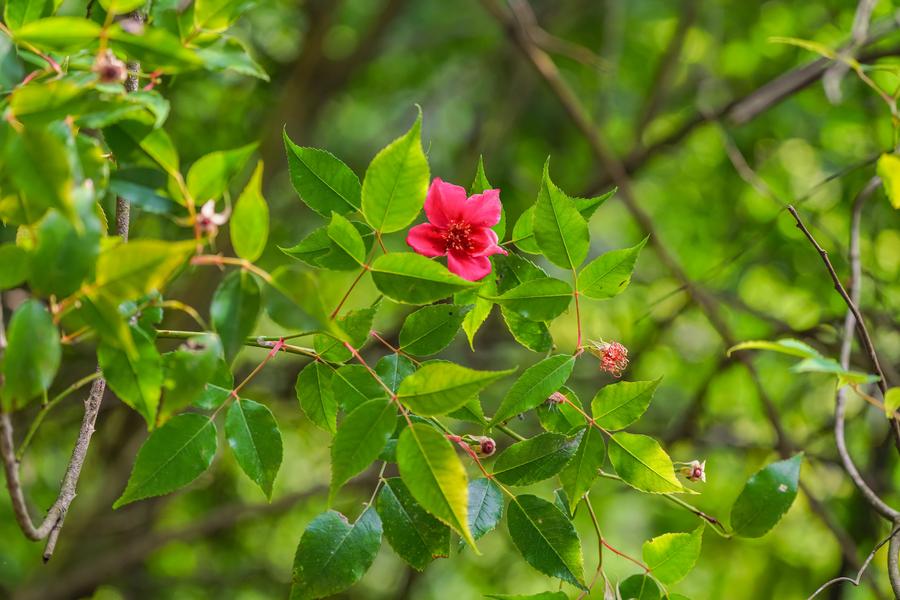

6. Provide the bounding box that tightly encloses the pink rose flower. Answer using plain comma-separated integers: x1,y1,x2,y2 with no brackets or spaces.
406,178,507,281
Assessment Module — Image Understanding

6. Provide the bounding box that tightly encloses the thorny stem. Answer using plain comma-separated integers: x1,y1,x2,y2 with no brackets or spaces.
370,330,421,365
155,330,317,359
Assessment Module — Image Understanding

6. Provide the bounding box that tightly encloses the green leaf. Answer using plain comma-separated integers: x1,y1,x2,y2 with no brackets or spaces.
608,432,683,493
193,0,243,32
376,477,450,570
396,423,476,549
326,211,366,266
399,304,472,356
560,426,606,510
186,143,256,204
578,237,648,299
730,454,802,538
211,270,261,364
501,308,552,353
493,432,580,486
877,153,900,209
1,300,60,411
533,161,589,269
397,361,514,416
507,494,586,590
511,206,541,254
160,334,223,420
642,526,703,585
195,359,233,411
30,197,102,297
106,121,180,179
99,325,162,428
98,0,146,15
4,0,50,31
230,161,269,263
726,338,822,359
291,508,382,600
491,277,572,322
591,379,661,430
376,353,416,393
114,413,217,508
447,396,488,425
619,574,660,600
361,110,430,233
494,252,547,293
5,123,77,225
471,156,505,239
467,477,504,541
332,365,388,414
331,398,396,499
0,244,30,289
370,252,478,304
107,25,203,73
92,239,194,303
284,134,361,216
537,387,584,434
885,388,900,418
791,356,879,386
492,355,576,424
455,278,496,349
574,187,616,219
13,17,101,49
197,37,269,81
225,398,282,499
296,361,337,434
281,221,374,271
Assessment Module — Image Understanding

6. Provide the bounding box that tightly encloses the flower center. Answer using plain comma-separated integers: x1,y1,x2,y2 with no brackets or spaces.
442,220,472,252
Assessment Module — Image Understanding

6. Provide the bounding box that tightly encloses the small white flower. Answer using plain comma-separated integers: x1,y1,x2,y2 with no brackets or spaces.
680,459,706,483
197,200,230,237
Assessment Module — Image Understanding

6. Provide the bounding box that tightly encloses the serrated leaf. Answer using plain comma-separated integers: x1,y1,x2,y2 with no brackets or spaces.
107,25,203,73
211,270,261,363
501,308,552,352
296,361,337,434
578,237,647,299
533,161,589,269
468,477,504,541
114,413,217,508
376,353,417,393
377,477,450,570
13,16,101,49
284,134,361,216
225,398,282,499
512,207,541,254
5,123,77,225
160,333,223,420
492,355,576,424
494,252,547,293
0,244,30,289
195,359,233,411
361,110,429,233
326,211,366,266
397,361,514,416
608,432,683,494
280,221,374,271
642,526,703,585
885,388,900,418
730,454,802,538
492,432,580,486
399,304,472,356
99,325,162,428
507,494,586,590
396,423,476,549
4,0,51,31
560,426,606,509
455,278,496,349
290,508,382,600
470,156,505,239
1,300,60,411
332,364,388,414
591,379,661,430
537,387,584,434
370,252,478,304
230,161,269,263
491,277,572,321
331,398,396,499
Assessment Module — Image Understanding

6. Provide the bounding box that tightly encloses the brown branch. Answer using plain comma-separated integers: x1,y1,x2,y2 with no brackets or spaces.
808,526,900,599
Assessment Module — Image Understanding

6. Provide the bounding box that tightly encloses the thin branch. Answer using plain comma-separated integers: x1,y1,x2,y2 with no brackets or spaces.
833,178,900,522
808,526,900,599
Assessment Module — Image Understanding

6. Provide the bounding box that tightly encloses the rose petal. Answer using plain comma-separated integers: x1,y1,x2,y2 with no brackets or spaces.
462,188,502,228
447,249,492,281
425,178,468,227
406,223,446,257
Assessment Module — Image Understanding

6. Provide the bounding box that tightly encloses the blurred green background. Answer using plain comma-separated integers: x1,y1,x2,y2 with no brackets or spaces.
2,0,900,598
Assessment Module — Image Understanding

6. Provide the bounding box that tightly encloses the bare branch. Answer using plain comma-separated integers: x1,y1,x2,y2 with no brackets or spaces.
808,526,900,599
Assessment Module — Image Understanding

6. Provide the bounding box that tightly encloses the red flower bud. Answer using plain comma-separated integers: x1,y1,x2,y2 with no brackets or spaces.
588,340,629,377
